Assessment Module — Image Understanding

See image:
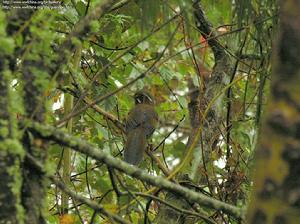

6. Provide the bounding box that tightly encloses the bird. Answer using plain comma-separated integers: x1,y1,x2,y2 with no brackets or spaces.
124,90,158,165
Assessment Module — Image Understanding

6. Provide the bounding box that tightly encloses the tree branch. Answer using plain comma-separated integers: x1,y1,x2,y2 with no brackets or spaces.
193,0,225,60
57,16,180,127
189,0,232,182
26,153,130,224
27,121,244,219
134,192,216,224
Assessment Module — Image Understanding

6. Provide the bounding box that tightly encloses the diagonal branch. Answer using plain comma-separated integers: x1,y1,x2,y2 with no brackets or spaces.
26,153,130,224
28,121,244,219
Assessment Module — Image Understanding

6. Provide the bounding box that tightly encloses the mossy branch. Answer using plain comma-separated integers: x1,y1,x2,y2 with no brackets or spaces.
28,121,245,219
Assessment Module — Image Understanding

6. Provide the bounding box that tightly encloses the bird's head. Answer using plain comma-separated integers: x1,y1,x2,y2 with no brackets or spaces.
134,90,154,105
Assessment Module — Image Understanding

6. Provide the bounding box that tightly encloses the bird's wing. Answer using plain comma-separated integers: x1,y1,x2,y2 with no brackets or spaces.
125,107,142,133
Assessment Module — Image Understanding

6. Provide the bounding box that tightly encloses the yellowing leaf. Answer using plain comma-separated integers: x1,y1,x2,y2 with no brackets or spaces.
59,214,76,224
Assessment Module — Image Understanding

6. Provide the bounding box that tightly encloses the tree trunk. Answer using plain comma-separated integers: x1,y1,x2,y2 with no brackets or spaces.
247,1,300,223
4,7,51,223
0,61,25,224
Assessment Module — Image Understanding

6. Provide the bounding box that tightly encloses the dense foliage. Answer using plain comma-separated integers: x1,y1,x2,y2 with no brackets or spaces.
0,0,279,223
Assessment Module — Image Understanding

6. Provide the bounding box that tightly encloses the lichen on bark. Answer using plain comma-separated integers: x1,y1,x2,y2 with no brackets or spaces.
0,66,25,224
247,1,300,223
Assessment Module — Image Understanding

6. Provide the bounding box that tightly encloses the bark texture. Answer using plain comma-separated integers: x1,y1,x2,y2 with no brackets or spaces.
247,1,300,223
0,63,24,223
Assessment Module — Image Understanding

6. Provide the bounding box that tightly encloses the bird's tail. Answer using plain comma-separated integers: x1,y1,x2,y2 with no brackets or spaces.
124,129,147,165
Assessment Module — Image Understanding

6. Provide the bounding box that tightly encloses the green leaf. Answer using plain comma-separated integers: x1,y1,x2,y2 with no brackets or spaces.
75,1,86,17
